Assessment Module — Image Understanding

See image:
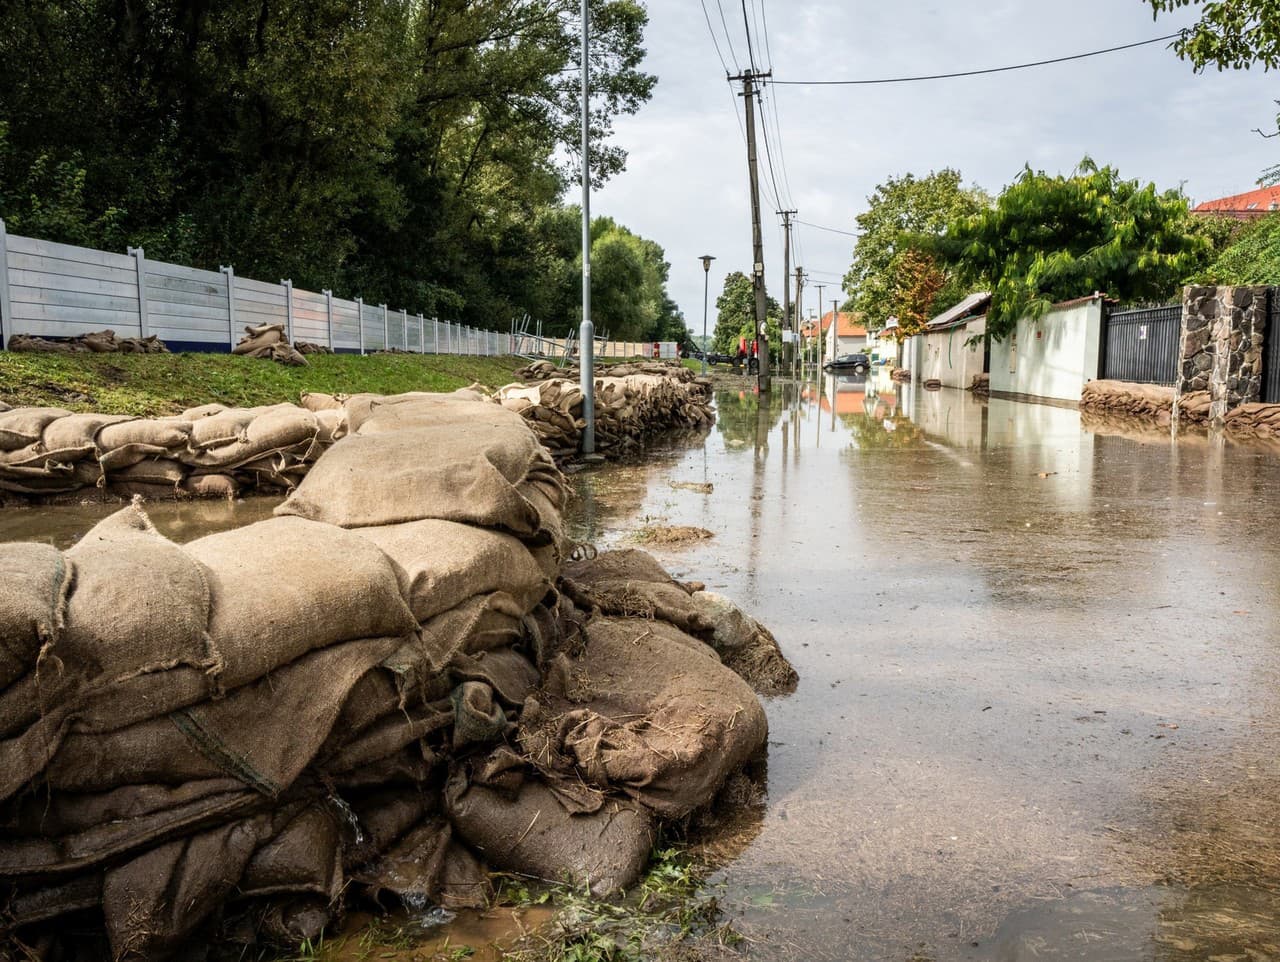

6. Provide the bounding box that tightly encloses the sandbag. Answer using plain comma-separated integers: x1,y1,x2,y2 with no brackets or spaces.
357,817,489,910
445,751,653,897
182,473,240,499
276,410,563,544
353,519,554,622
96,419,191,453
0,408,72,451
184,516,418,690
0,543,72,688
519,616,768,819
562,548,714,635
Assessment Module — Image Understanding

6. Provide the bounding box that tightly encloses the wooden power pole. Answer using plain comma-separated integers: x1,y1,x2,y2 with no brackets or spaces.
733,69,772,393
779,209,796,377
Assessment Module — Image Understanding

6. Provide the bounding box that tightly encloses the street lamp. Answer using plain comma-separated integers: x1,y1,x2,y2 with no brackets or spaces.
699,255,715,376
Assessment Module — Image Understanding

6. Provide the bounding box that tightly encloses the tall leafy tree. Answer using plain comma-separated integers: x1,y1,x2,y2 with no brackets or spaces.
712,271,781,354
842,169,989,331
932,158,1210,339
1148,0,1280,70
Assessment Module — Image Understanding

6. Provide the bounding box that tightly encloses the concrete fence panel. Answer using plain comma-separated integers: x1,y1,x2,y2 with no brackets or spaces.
6,235,142,339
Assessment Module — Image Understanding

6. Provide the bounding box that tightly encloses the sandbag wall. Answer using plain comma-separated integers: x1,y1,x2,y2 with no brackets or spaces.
0,391,781,961
0,400,347,502
496,373,715,458
1079,380,1211,426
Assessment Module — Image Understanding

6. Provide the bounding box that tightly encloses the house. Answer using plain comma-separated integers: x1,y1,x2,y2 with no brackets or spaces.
1193,186,1280,221
917,291,993,390
818,310,868,358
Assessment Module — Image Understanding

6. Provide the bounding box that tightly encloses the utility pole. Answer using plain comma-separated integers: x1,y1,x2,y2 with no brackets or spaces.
814,283,826,372
788,271,798,378
578,0,595,454
779,209,796,378
731,69,772,393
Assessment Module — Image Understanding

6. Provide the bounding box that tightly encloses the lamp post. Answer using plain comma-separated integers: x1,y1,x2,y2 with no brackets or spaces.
699,255,715,376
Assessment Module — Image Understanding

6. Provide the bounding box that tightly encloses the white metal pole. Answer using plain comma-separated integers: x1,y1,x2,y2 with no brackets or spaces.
324,289,334,350
579,0,595,453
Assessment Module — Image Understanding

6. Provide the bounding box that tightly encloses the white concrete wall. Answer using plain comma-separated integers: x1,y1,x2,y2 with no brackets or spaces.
987,298,1103,403
920,318,985,389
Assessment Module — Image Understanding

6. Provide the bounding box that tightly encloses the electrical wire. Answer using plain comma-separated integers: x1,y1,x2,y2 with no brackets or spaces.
699,0,733,76
712,0,742,74
795,218,857,237
739,0,758,73
772,33,1182,85
758,0,774,71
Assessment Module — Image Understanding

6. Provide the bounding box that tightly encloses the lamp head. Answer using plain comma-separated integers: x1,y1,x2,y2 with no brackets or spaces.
699,254,715,272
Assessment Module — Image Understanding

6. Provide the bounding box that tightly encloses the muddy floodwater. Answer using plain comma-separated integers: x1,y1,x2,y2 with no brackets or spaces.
3,373,1279,961
570,373,1280,962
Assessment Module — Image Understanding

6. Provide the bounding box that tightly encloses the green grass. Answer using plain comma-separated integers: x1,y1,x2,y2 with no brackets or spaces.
0,352,528,416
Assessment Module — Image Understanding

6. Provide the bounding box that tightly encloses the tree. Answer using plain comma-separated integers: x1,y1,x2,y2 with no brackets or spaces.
931,158,1211,340
1198,213,1280,283
842,169,989,331
712,272,781,355
889,250,948,339
1148,0,1280,70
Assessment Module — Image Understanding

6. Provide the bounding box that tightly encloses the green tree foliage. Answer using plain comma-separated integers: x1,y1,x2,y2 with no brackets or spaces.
842,169,990,330
0,0,658,329
932,159,1211,339
712,272,781,355
1199,213,1280,283
1148,0,1280,70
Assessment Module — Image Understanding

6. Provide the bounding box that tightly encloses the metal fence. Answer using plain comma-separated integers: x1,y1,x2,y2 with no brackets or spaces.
1100,304,1181,385
0,219,509,355
1264,290,1280,403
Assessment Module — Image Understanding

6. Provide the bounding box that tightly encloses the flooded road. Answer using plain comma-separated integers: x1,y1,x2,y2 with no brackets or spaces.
2,376,1278,960
569,373,1280,962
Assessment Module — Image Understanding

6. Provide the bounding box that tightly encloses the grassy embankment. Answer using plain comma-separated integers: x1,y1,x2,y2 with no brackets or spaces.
0,352,530,416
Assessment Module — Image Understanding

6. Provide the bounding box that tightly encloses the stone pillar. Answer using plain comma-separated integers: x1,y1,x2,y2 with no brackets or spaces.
1174,285,1267,428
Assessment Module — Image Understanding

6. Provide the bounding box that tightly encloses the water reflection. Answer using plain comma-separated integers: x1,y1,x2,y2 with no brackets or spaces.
569,372,1280,962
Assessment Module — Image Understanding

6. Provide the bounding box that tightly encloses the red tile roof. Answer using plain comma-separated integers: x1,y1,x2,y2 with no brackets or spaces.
1193,186,1280,216
819,310,867,338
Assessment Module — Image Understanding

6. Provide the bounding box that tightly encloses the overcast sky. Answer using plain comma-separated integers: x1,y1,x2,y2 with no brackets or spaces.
589,0,1280,335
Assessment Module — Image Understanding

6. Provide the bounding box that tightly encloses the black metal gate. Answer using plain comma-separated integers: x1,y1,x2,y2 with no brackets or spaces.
1264,290,1280,403
1100,305,1180,385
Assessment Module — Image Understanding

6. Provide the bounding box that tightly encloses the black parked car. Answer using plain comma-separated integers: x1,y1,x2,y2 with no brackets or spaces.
824,352,871,374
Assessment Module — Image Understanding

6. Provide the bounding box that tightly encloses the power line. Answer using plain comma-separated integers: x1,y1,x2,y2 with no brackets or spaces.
795,218,857,237
698,0,732,75
772,33,1182,86
739,0,758,73
712,0,741,73
756,0,774,71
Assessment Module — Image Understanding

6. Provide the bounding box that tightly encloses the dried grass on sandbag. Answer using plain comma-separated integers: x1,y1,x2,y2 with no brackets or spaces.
277,402,565,545
353,519,556,622
561,548,714,634
518,615,768,820
445,747,654,896
689,591,798,696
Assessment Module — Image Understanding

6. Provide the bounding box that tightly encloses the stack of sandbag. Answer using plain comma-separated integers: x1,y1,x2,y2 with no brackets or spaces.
7,330,169,354
0,402,347,501
890,368,911,383
1223,401,1280,438
1079,380,1181,425
514,359,562,380
970,373,990,396
923,378,942,390
0,389,782,960
496,373,715,459
294,341,333,355
232,323,307,366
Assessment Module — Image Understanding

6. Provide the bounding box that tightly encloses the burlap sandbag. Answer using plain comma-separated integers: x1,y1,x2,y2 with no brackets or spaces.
519,616,768,819
0,408,71,451
61,502,218,690
185,404,318,469
357,817,489,910
445,750,654,896
276,416,561,543
184,516,418,690
96,419,191,454
182,473,240,499
39,413,136,462
353,519,555,622
562,549,715,635
300,392,343,412
0,542,72,689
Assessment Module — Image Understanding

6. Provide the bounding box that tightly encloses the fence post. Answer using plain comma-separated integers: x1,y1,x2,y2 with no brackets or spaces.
0,219,11,348
357,297,365,355
127,246,150,338
433,317,439,354
221,265,237,350
381,304,388,351
402,309,408,351
281,279,294,344
323,289,334,350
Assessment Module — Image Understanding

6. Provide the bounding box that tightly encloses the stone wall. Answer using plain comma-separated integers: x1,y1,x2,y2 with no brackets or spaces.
1175,285,1269,426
